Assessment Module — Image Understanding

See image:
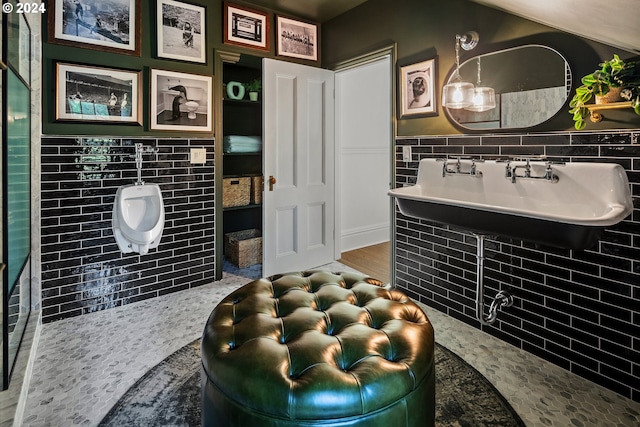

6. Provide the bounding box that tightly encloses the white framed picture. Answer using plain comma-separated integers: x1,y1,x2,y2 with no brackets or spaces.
55,62,142,124
157,0,206,63
276,16,318,62
400,57,438,118
150,69,212,132
48,0,141,55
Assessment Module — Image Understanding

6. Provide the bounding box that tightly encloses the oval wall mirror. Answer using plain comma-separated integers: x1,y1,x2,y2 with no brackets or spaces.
444,45,571,130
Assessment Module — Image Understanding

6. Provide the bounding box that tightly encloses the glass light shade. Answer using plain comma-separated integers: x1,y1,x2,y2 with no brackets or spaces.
442,81,474,109
466,86,496,112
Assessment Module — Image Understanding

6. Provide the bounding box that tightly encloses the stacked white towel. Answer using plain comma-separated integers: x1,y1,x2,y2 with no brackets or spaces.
223,135,262,153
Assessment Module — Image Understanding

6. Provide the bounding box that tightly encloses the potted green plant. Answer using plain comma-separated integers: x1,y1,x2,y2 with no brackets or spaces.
569,54,640,130
244,79,262,101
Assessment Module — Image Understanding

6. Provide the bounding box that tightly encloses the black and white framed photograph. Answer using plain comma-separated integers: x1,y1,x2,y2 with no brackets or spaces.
276,16,318,62
48,0,141,55
150,69,212,132
157,0,206,63
399,57,438,118
55,62,142,124
224,2,270,51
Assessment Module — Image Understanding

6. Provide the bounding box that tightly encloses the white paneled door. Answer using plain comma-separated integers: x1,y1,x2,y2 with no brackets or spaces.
262,59,335,277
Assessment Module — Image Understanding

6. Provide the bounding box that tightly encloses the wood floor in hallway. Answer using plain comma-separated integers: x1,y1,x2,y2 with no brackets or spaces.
338,241,390,283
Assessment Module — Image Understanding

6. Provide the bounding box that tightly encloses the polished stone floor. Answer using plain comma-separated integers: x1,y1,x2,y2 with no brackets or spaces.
15,262,640,426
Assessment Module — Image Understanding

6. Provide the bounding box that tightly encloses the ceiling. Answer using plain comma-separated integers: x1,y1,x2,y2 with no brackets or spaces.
244,0,639,55
241,0,369,22
470,0,640,54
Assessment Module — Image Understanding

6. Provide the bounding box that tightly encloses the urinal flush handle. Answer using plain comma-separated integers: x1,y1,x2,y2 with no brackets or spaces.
268,175,276,191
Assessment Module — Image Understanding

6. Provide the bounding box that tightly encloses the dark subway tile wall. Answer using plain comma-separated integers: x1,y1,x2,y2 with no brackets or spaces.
394,130,640,402
40,137,215,323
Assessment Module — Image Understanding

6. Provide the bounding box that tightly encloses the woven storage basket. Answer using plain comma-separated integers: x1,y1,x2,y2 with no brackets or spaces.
222,177,250,208
251,175,263,205
225,229,262,268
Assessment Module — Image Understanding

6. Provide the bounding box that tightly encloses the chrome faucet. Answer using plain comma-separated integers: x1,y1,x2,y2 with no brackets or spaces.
441,157,483,178
504,160,512,179
542,162,560,182
507,158,560,183
510,158,531,183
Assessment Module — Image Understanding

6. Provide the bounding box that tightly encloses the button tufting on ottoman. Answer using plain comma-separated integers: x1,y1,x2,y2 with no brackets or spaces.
201,270,435,427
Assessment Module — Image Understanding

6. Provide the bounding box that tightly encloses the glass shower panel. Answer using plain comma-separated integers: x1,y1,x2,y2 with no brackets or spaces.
6,69,30,295
2,4,33,390
3,67,31,389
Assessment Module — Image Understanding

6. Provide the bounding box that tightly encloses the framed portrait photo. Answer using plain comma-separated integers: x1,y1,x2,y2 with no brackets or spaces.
276,16,318,62
224,2,269,51
399,57,438,118
157,0,206,63
55,62,142,124
48,0,141,55
150,69,213,132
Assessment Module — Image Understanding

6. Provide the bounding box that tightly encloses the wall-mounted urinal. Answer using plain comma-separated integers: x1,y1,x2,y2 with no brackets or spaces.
112,143,165,255
112,183,165,255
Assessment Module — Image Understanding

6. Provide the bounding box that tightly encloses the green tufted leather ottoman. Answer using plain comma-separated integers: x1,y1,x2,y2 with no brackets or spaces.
201,271,435,427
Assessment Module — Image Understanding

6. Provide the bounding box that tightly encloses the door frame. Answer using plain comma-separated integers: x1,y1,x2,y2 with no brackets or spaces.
214,46,398,281
213,50,242,281
331,44,397,281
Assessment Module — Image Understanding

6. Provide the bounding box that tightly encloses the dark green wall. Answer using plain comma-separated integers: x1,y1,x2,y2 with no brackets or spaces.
43,0,640,137
41,0,292,137
322,0,640,136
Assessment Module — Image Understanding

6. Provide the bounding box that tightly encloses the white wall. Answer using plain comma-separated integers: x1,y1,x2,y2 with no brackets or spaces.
335,56,391,252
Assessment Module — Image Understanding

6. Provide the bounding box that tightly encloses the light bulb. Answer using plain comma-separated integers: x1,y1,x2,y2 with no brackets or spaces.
453,87,464,103
443,81,474,109
465,87,496,112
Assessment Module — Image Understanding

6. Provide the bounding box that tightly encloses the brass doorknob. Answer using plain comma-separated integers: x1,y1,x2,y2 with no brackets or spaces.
268,176,276,191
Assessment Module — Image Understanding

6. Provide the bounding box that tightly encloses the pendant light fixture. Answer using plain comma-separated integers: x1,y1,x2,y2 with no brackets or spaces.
466,57,496,112
442,31,479,109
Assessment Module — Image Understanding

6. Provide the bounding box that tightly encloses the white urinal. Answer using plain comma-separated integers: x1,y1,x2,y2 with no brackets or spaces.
112,183,165,255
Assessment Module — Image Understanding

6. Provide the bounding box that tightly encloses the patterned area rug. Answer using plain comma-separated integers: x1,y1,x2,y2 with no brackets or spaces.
100,340,525,426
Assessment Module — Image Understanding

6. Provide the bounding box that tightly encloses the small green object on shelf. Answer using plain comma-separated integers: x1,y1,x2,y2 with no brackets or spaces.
244,79,261,101
243,79,261,92
226,81,245,100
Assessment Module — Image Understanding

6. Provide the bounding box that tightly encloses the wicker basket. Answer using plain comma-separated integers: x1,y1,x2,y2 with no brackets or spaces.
251,175,263,205
222,177,251,208
225,229,262,268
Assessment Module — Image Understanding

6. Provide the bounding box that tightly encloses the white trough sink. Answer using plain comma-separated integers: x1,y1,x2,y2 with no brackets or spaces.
389,158,633,249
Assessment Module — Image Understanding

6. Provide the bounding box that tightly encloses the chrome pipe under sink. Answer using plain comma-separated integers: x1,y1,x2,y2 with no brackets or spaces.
474,234,513,326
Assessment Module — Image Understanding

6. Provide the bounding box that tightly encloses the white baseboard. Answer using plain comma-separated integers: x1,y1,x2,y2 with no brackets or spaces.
341,223,389,253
